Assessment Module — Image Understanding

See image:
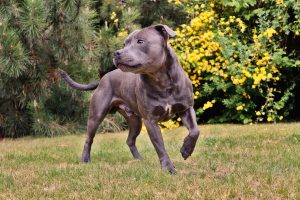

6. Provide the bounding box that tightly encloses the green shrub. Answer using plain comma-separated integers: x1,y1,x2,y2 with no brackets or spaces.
0,0,98,136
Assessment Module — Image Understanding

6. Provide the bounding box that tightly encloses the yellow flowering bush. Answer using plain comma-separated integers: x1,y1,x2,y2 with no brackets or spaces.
168,1,298,124
100,0,299,128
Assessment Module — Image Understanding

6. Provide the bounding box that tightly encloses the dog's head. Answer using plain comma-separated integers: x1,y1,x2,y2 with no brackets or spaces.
113,24,176,74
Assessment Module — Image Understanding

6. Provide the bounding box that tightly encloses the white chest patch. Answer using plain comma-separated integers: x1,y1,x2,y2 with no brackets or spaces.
165,104,172,113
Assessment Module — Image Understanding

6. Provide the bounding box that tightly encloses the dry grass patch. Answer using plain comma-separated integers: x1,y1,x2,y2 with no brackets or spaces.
0,123,299,199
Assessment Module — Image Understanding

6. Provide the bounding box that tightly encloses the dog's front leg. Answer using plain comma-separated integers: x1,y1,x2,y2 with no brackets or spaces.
144,119,176,174
179,107,200,160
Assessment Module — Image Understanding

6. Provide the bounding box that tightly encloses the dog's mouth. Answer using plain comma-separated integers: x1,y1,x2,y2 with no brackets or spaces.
113,57,143,72
116,62,142,72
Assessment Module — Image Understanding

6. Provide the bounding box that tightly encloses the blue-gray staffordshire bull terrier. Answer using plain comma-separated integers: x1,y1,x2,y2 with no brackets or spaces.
60,24,200,174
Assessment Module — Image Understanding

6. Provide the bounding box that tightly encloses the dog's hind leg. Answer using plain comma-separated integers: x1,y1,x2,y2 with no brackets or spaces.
117,105,143,160
81,84,112,163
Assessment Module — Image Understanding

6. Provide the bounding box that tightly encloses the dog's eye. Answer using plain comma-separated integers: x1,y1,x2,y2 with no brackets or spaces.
137,39,144,44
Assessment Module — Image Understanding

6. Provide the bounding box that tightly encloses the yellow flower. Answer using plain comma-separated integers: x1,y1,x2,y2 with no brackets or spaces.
267,73,273,79
264,28,277,38
236,18,246,32
218,31,224,36
174,0,182,5
243,92,251,99
243,70,251,77
236,105,244,111
203,101,214,110
110,12,116,20
256,111,261,116
279,116,283,120
160,120,179,130
267,116,273,122
276,0,284,5
117,30,128,37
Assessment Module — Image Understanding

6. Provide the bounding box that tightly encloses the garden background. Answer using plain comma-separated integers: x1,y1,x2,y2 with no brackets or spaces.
0,0,299,137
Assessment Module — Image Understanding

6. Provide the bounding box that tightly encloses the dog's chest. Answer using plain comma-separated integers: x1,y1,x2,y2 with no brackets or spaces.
137,75,194,121
144,88,193,121
151,102,188,121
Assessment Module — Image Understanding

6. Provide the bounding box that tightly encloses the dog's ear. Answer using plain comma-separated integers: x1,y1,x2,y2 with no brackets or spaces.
153,24,176,41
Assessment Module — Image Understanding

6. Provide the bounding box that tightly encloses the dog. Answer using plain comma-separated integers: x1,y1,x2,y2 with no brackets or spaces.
59,24,200,174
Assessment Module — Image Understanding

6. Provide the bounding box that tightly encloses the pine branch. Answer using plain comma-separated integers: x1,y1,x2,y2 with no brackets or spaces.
65,0,81,23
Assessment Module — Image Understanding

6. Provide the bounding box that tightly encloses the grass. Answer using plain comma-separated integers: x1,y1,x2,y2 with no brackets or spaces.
0,123,299,200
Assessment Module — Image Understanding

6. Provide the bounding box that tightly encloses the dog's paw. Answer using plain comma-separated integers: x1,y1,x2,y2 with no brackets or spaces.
134,155,143,160
80,156,91,163
180,146,192,160
180,135,197,160
164,164,176,175
161,159,176,174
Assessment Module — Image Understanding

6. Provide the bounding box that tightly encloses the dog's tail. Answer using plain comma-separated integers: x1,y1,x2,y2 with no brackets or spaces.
59,69,99,91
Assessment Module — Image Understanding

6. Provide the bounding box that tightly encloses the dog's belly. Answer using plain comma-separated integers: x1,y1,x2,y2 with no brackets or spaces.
152,103,188,122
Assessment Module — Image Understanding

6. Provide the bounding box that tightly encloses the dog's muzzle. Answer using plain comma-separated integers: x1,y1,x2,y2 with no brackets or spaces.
113,50,142,73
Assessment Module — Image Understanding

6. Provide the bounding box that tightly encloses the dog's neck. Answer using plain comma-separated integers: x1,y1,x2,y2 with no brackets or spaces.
140,46,179,90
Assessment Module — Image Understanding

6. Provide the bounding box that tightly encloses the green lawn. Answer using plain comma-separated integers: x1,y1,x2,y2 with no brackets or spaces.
0,123,299,199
